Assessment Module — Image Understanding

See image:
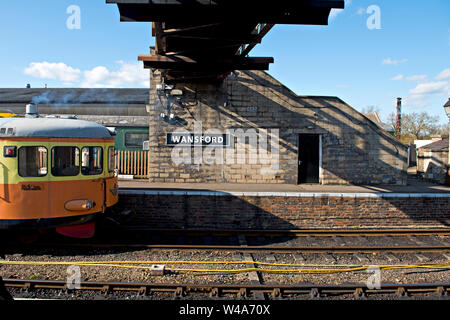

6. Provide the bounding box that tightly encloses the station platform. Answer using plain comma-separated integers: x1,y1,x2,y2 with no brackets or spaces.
119,178,450,195
115,178,450,230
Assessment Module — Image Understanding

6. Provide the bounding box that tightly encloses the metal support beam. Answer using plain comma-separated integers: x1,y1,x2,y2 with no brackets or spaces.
138,54,274,71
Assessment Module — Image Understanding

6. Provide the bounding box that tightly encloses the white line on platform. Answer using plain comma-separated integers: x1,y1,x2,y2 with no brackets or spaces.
119,189,450,198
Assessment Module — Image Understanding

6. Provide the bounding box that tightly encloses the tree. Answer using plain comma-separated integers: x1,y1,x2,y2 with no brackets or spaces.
361,105,381,114
386,111,445,144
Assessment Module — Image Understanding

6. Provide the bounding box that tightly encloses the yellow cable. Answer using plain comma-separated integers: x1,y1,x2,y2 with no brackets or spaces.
5,259,447,268
0,260,448,275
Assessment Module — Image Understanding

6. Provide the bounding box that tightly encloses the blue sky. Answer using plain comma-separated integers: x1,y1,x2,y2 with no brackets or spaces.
0,0,449,123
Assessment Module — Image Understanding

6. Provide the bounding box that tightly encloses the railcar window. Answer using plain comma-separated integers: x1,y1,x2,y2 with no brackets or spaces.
81,147,103,175
108,147,115,172
18,147,47,177
51,147,80,177
125,132,148,147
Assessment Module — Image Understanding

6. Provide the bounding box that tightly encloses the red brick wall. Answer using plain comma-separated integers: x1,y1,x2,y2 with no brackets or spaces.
114,193,450,229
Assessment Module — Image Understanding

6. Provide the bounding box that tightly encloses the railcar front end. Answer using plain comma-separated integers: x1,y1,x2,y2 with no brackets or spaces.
0,116,119,238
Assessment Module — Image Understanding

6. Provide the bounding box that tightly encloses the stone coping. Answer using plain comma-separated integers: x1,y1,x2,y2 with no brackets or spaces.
119,189,450,198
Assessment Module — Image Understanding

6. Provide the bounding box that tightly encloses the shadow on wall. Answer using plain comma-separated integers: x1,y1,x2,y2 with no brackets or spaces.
227,70,408,185
154,70,408,185
114,190,450,230
141,71,448,229
417,154,449,185
111,191,297,230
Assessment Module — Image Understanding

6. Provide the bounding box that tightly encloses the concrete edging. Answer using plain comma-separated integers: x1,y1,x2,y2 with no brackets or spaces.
119,189,450,198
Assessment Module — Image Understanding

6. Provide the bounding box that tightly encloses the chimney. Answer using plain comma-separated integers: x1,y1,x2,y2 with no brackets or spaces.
25,103,39,118
395,97,402,139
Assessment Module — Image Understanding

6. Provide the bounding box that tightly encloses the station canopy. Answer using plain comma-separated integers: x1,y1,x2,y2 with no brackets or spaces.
107,0,344,83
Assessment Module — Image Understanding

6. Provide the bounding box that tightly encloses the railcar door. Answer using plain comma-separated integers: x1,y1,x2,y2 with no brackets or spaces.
104,146,118,208
48,146,103,219
80,146,106,212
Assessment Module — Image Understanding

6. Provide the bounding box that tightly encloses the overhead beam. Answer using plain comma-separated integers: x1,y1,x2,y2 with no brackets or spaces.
153,22,166,54
138,54,274,71
152,23,223,37
237,24,274,57
107,0,344,83
164,42,261,58
164,72,229,84
162,34,261,43
109,1,345,25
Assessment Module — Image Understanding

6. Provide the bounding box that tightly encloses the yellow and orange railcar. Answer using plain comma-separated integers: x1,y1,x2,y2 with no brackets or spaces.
0,116,118,238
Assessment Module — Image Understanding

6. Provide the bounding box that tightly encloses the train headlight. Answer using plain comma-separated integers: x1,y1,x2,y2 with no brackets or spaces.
3,146,17,157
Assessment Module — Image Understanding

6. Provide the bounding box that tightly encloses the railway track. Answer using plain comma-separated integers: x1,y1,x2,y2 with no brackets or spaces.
3,227,450,253
103,227,450,237
2,228,450,301
4,227,450,254
22,243,450,254
3,278,449,299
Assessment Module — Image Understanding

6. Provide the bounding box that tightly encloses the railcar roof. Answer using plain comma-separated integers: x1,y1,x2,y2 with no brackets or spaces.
0,117,113,139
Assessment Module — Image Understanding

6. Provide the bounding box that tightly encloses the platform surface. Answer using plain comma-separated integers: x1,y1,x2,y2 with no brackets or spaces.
119,177,450,194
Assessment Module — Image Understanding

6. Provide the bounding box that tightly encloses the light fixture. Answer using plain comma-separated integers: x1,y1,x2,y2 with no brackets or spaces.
444,98,450,118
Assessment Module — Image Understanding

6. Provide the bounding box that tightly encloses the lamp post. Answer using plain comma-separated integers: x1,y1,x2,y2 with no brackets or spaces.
444,98,450,185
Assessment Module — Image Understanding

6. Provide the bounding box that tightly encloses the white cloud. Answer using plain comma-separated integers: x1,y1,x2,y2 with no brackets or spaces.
390,74,403,81
402,96,430,109
436,68,450,80
83,66,110,85
398,70,450,110
405,75,427,82
24,62,81,83
82,61,149,88
24,61,149,88
409,81,449,96
382,58,408,65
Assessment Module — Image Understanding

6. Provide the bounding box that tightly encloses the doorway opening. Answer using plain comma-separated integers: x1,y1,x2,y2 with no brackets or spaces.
297,134,321,184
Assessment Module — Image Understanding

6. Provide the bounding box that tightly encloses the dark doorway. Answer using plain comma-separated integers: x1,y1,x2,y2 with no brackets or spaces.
298,134,320,184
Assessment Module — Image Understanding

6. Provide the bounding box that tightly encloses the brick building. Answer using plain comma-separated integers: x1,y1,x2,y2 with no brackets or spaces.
417,138,449,185
148,70,408,185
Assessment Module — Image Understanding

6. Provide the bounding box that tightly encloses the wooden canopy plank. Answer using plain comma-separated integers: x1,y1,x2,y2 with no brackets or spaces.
238,24,274,57
109,0,345,25
139,54,273,71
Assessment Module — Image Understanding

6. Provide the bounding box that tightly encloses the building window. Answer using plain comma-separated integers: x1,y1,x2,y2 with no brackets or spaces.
18,146,48,177
108,147,115,172
125,132,148,148
81,147,103,175
51,147,80,177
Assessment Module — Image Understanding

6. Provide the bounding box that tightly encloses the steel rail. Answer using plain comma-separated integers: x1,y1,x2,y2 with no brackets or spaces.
3,278,449,298
101,227,450,237
20,242,450,253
